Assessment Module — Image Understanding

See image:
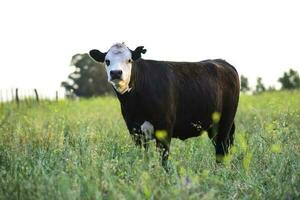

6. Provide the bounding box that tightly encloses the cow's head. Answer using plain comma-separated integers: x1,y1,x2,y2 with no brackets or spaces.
89,43,146,94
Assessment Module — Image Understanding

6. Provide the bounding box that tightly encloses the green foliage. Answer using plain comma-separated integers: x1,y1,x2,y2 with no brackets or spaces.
1,91,300,199
254,77,266,94
61,54,113,98
240,75,250,93
267,85,276,92
278,68,300,90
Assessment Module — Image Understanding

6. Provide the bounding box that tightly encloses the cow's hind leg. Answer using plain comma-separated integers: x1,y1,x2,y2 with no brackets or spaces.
155,126,173,170
213,120,235,163
156,138,171,170
229,122,235,147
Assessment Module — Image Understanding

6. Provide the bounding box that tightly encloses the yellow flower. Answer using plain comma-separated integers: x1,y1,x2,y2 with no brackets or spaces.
271,144,282,153
155,130,167,141
201,130,208,135
212,112,221,123
201,169,210,178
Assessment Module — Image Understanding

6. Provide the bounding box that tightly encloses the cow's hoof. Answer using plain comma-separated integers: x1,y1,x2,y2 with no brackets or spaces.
216,154,225,163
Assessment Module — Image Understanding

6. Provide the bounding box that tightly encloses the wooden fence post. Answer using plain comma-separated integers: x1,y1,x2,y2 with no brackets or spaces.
34,89,39,102
56,91,58,102
15,88,20,104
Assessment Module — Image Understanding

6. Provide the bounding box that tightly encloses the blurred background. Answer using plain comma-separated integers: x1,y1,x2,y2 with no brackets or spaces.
0,0,299,101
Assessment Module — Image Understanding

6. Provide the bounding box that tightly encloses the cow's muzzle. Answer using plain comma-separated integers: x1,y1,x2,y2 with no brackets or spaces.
110,70,122,80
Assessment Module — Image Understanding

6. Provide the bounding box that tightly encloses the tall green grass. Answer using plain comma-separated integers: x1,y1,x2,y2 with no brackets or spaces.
0,91,299,199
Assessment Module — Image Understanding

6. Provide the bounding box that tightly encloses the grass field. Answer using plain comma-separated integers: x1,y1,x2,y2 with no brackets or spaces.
0,91,300,200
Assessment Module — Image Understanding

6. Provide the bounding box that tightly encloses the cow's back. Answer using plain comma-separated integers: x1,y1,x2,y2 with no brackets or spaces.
166,59,239,139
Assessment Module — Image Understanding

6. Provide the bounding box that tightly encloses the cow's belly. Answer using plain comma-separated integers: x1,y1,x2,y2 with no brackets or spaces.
173,122,207,140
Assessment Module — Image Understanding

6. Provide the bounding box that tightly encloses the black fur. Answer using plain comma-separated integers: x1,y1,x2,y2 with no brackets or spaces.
116,58,240,165
89,46,146,62
89,49,106,62
130,46,147,60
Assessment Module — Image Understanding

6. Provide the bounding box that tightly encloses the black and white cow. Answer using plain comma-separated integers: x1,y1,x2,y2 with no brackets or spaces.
89,43,240,166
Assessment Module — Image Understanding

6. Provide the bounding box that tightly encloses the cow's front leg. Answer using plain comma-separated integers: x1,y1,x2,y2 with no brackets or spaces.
156,140,170,168
130,121,154,150
130,122,143,147
131,132,142,147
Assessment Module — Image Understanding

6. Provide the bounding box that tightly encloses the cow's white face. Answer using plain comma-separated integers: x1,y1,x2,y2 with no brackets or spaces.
89,43,146,94
104,43,133,94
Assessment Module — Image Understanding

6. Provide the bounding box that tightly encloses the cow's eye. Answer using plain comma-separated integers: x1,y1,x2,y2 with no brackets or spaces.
105,60,110,66
128,59,132,63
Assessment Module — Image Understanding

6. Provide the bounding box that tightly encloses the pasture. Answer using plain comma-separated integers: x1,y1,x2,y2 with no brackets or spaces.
0,91,299,199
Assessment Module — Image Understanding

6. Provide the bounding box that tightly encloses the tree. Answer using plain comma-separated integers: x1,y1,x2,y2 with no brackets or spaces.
267,85,276,92
240,75,250,93
61,53,113,98
255,77,266,94
278,69,300,90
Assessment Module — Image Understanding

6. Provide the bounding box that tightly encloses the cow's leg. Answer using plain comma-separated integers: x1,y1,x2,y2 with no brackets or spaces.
131,133,142,147
228,122,235,147
156,139,171,169
155,126,173,170
130,122,143,148
207,115,235,162
214,120,235,163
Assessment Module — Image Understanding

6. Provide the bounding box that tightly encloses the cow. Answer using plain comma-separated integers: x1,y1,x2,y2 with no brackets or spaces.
89,43,240,167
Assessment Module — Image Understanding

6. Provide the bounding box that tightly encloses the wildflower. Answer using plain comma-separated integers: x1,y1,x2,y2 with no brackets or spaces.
155,130,167,141
212,112,221,123
271,144,282,153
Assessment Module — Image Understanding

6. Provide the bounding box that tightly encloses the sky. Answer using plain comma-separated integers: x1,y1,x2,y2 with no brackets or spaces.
0,0,299,99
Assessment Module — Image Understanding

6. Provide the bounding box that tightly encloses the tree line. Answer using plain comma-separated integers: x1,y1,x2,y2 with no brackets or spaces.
61,53,300,97
240,69,300,94
61,53,113,98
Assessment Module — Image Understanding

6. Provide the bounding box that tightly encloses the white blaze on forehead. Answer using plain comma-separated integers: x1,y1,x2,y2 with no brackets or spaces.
106,43,131,59
104,43,133,94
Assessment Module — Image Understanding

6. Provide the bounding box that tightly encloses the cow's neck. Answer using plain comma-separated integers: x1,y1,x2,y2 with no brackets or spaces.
115,83,141,124
115,60,143,106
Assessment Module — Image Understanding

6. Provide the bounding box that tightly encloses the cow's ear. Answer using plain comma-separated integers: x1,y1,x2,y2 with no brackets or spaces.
89,49,106,62
131,46,147,60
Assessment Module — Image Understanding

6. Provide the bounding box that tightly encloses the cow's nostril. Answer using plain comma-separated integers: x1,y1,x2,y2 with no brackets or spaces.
110,70,123,79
